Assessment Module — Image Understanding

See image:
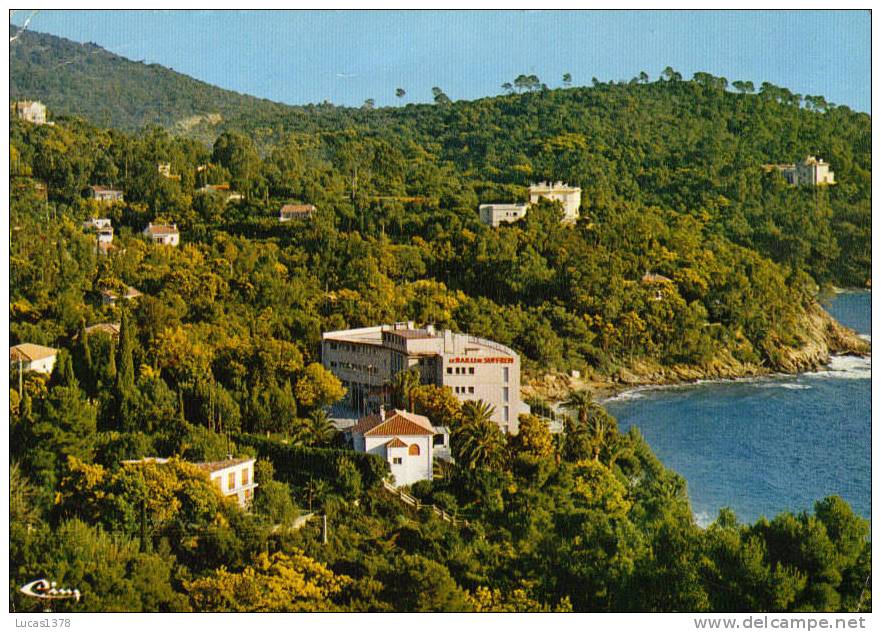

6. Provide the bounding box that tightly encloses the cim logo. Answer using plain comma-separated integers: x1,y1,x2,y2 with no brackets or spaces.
448,356,513,364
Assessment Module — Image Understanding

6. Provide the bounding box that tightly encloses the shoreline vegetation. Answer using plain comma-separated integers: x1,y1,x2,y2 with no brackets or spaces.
524,299,871,403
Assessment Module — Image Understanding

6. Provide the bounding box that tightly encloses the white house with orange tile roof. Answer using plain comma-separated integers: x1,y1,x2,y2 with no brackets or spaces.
10,343,58,374
347,407,435,486
279,203,317,221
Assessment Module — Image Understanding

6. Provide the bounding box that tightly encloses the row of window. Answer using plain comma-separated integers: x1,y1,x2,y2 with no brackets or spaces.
327,341,382,355
446,366,475,375
453,386,475,394
330,360,380,375
216,467,250,492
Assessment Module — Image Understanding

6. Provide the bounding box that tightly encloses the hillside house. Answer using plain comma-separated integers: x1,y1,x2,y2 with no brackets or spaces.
83,218,112,231
196,183,244,203
143,223,180,246
10,343,58,375
14,101,48,125
121,457,257,509
279,204,317,221
347,407,436,486
197,457,258,508
157,163,181,181
88,186,124,202
83,218,114,244
83,323,121,339
642,272,672,301
101,286,142,306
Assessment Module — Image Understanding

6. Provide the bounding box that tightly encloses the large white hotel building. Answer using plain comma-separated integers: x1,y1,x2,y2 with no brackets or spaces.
321,322,529,433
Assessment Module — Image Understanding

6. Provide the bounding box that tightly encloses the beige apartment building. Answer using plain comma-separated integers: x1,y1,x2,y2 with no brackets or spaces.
528,181,582,223
322,322,528,433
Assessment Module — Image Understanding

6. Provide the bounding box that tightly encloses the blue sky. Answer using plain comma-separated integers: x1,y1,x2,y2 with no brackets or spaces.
10,10,871,112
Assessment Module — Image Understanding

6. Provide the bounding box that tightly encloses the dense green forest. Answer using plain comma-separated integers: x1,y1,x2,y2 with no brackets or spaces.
9,30,871,612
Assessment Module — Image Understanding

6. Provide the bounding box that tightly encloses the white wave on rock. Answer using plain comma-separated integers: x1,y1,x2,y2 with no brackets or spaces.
859,334,871,342
756,382,813,390
803,354,871,380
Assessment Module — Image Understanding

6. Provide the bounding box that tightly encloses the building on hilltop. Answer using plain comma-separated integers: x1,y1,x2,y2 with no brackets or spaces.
322,322,528,433
10,343,58,375
279,203,317,221
13,101,48,125
143,223,180,246
478,202,529,227
528,181,582,223
88,186,124,202
347,407,436,486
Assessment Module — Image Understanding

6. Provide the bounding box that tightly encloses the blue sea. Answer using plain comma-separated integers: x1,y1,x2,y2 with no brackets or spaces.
604,291,871,526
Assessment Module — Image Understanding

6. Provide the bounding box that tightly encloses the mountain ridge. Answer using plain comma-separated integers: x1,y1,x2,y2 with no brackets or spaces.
10,28,299,136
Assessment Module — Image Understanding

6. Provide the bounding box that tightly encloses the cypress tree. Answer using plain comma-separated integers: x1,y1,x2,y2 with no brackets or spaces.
116,308,135,395
60,351,78,390
106,341,117,383
76,318,93,391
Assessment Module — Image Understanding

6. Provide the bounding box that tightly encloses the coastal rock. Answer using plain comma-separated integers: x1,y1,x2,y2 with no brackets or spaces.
523,301,869,404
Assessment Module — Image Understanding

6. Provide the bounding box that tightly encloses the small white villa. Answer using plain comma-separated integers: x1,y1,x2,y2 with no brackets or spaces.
347,407,436,487
196,457,258,508
10,343,58,375
121,456,258,509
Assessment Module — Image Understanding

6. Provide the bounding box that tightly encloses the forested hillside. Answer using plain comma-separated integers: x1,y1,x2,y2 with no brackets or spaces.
9,29,293,134
11,30,871,287
9,29,871,613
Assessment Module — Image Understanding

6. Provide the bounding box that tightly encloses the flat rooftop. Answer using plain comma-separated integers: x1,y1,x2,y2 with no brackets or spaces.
388,329,437,340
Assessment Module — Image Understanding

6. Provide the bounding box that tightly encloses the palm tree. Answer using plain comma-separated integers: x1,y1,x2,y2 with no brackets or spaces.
389,368,421,412
301,410,337,447
452,399,505,472
561,390,618,462
460,399,495,425
303,478,330,511
432,457,455,484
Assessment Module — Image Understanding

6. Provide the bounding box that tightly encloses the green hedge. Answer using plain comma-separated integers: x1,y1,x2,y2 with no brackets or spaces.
235,434,390,490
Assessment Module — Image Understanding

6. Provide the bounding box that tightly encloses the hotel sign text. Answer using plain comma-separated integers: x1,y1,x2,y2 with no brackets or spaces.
448,356,513,364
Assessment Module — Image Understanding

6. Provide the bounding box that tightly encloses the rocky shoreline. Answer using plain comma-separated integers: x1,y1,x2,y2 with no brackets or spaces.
523,301,871,404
